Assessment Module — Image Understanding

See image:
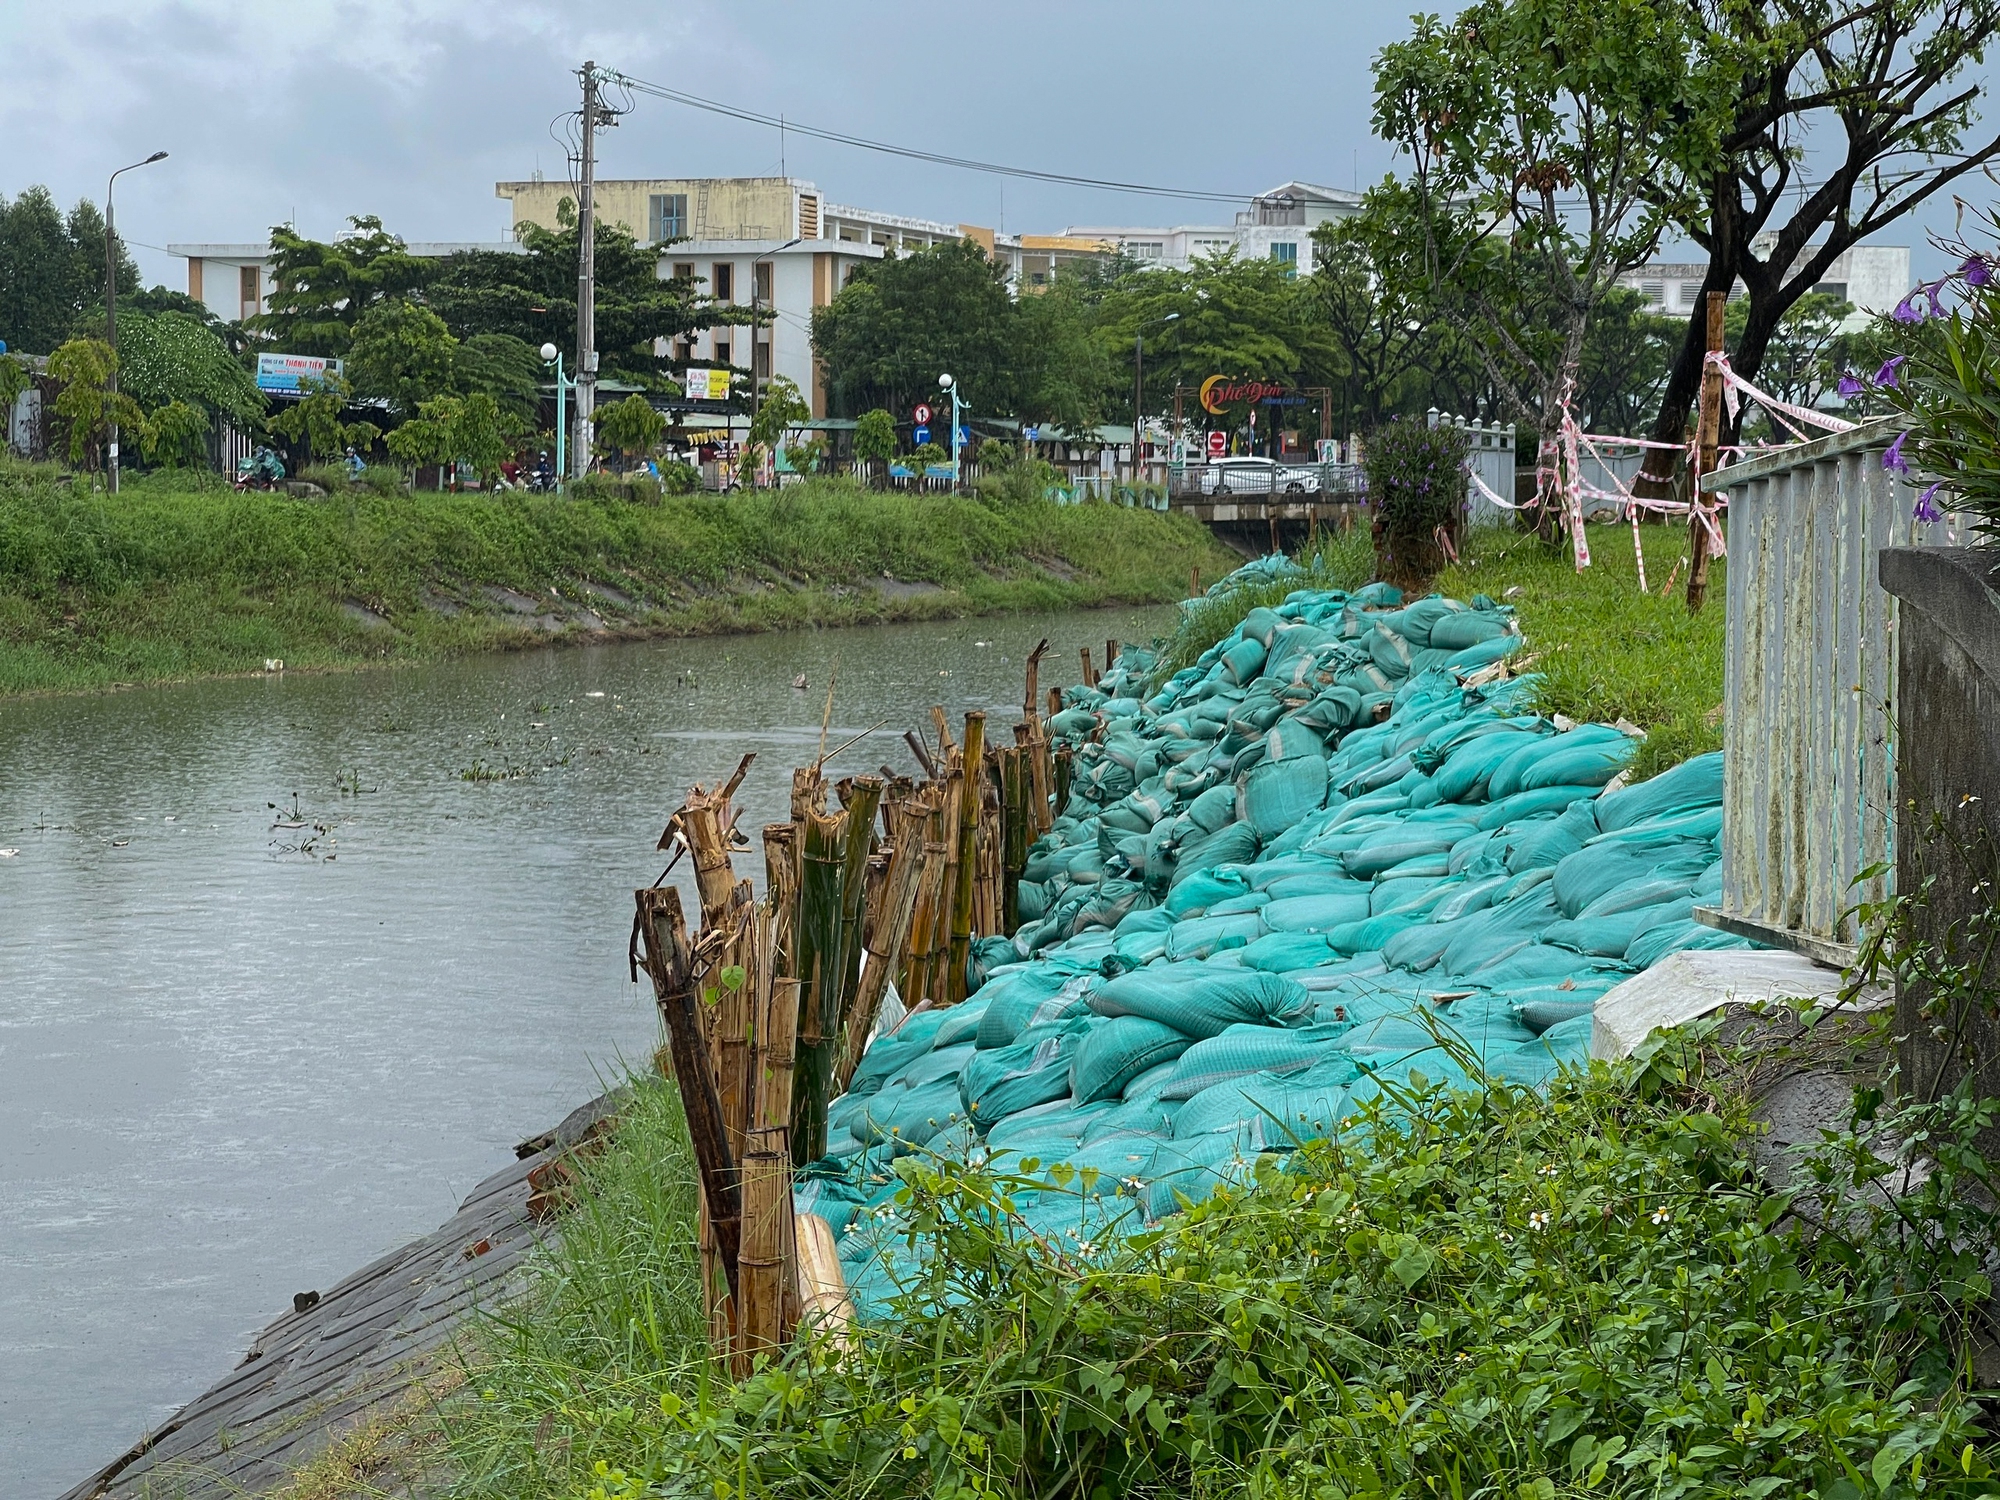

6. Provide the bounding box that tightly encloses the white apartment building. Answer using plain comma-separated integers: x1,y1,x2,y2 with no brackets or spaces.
1617,242,1910,329
1063,181,1365,277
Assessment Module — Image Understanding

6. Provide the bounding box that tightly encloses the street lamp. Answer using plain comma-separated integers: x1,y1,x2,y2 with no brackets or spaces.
105,150,167,494
1134,311,1180,481
938,372,964,487
540,341,571,489
746,236,803,488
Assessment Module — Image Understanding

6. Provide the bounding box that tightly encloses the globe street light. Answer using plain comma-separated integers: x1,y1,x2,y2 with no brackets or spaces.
105,150,168,494
1134,311,1179,482
541,341,570,488
938,372,962,486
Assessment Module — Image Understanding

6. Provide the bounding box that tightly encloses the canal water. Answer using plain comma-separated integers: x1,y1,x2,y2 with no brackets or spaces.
0,603,1174,1496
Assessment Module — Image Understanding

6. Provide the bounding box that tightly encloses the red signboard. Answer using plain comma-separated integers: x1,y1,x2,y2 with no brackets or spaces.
1207,431,1227,458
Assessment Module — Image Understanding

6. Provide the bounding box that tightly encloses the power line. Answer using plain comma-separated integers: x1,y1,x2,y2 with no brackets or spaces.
601,69,1253,206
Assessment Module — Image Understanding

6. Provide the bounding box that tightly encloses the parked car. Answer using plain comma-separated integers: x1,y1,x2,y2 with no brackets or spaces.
1203,456,1322,495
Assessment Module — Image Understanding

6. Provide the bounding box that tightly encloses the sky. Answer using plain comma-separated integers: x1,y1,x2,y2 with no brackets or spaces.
1,0,1995,294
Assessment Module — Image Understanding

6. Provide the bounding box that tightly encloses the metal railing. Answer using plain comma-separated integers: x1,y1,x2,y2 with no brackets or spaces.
1166,462,1366,500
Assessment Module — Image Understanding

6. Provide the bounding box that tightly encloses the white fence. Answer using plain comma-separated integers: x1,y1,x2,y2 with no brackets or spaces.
1427,410,1516,525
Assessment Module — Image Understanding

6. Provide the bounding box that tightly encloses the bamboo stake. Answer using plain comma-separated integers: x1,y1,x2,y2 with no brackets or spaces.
794,1212,855,1346
930,705,955,758
1046,686,1061,720
715,886,755,1167
836,833,928,1091
903,729,939,780
736,1144,789,1372
1688,289,1725,614
832,776,884,1031
948,712,987,1003
1080,646,1096,687
632,887,740,1299
789,805,848,1165
1105,638,1119,674
1023,637,1049,722
679,785,738,930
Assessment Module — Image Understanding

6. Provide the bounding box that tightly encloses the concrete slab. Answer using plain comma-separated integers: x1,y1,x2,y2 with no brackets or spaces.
1590,949,1889,1061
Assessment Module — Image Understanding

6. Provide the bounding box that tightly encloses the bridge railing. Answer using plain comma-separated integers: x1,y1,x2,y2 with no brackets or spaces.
1166,462,1366,500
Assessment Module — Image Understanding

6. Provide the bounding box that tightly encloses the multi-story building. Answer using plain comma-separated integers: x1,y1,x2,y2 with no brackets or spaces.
1061,181,1365,277
1616,242,1910,329
166,238,519,325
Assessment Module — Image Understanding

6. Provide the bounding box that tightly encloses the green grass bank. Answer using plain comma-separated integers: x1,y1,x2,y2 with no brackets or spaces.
0,462,1236,697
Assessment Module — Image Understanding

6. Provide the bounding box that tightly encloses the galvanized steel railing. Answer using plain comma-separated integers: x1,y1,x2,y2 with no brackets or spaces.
1695,416,1954,964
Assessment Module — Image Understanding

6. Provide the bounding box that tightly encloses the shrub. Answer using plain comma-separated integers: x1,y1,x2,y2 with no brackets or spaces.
1365,416,1468,592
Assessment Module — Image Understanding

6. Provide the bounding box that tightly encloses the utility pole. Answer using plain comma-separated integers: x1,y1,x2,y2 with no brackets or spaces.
574,61,600,480
1687,289,1725,613
104,150,168,494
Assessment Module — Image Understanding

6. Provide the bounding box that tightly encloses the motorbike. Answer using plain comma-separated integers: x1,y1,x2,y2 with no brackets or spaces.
234,449,287,491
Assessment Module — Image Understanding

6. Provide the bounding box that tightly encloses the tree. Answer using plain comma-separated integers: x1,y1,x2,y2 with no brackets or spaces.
47,338,142,470
347,300,458,419
746,375,811,472
812,240,1018,416
1636,0,2000,488
267,374,380,461
852,407,896,486
116,310,265,428
1572,288,1682,437
453,332,544,420
139,399,213,469
1722,291,1855,439
256,217,436,357
1363,0,1731,524
595,394,667,469
383,392,514,487
0,353,28,416
427,221,729,388
0,186,137,354
1012,283,1114,435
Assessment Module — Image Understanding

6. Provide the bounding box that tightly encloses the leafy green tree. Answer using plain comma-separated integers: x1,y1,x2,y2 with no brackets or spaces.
347,300,458,418
139,399,212,468
746,374,811,473
0,186,137,354
47,338,142,470
812,240,1018,416
255,217,436,357
383,392,514,487
450,391,514,477
852,407,896,485
1363,0,1729,450
1012,283,1113,435
116,310,264,427
594,394,667,469
427,222,729,388
1573,288,1682,437
1721,291,1855,441
0,353,28,416
267,374,380,461
453,332,544,419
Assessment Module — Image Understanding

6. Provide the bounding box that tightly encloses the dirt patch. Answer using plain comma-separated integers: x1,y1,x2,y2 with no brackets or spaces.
1032,556,1080,582
482,585,544,616
576,578,636,610
419,589,463,617
876,577,946,600
341,599,394,630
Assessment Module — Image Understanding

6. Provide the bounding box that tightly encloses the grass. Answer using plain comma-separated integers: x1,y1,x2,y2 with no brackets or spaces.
0,459,1236,697
433,1037,2000,1500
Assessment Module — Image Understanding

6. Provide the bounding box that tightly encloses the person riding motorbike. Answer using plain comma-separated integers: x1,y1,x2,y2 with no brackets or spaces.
528,450,556,493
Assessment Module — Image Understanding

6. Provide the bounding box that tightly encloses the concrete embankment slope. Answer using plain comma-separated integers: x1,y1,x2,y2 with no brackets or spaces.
57,1094,619,1500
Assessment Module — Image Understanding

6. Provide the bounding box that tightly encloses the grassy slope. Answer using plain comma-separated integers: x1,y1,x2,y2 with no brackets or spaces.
0,462,1236,696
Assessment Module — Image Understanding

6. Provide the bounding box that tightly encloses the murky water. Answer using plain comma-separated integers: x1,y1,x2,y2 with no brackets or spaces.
0,604,1172,1496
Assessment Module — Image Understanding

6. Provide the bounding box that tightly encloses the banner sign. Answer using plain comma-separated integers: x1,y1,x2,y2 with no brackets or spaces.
683,367,732,402
1198,375,1301,414
255,353,343,395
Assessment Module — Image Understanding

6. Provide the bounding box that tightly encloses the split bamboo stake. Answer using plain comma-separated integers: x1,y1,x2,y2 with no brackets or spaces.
1688,289,1725,614
794,1212,855,1347
1022,637,1049,723
832,776,884,1031
736,1143,789,1373
948,712,987,1004
632,887,741,1299
789,804,848,1165
1079,646,1096,687
835,833,928,1092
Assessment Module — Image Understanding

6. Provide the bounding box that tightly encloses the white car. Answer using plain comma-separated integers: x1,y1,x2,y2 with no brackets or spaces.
1204,456,1322,495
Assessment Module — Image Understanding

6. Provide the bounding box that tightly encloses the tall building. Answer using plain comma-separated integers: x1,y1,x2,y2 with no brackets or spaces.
1061,182,1365,277
1616,242,1910,329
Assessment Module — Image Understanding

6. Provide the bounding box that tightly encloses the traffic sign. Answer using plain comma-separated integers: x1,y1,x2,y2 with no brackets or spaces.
957,426,970,447
913,425,931,445
1023,425,1039,442
913,403,933,425
1207,431,1227,458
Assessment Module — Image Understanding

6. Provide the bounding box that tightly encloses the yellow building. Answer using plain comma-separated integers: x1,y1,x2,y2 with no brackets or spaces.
495,176,821,244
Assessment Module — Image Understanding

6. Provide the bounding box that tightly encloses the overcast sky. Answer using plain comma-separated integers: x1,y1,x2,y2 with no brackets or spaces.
2,0,1993,292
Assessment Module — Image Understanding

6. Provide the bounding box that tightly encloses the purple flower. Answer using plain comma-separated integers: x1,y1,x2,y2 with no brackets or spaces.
1927,280,1948,318
1894,290,1924,323
1963,256,1992,288
1915,481,1944,523
1837,371,1866,399
1883,430,1911,475
1874,356,1907,388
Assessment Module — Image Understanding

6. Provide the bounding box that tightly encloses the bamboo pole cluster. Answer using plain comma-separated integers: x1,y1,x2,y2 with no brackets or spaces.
629,643,1059,1365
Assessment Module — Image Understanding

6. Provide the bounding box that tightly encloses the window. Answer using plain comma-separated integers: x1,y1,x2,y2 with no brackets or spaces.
1126,241,1165,260
1640,281,1666,307
838,227,858,243
797,194,819,238
753,261,773,306
1680,280,1705,306
713,340,731,367
648,193,687,243
754,341,771,378
239,264,261,320
672,261,695,283
1814,281,1849,302
1270,242,1298,277
712,262,734,301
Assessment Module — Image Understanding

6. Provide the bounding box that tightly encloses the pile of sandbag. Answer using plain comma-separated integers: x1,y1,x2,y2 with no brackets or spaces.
802,557,1748,1316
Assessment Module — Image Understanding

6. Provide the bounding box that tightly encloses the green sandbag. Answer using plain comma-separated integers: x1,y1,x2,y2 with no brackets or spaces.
1239,606,1285,648
1340,824,1475,877
1185,782,1239,835
1266,871,1365,900
1237,930,1339,973
961,1025,1087,1123
1220,637,1268,684
1470,942,1597,986
1089,965,1314,1037
1428,871,1512,922
985,1097,1113,1150
1144,1132,1260,1218
1323,911,1421,957
1396,595,1468,648
1577,871,1703,919
1594,750,1723,833
975,973,1093,1048
1070,1015,1195,1103
1056,1130,1169,1192
1427,611,1508,650
1241,754,1329,839
1368,624,1416,677
1267,716,1326,761
1474,784,1603,831
1172,822,1260,883
1016,880,1050,921
848,1008,957,1093
1517,997,1597,1032
1164,867,1250,917
1487,725,1631,801
1294,685,1363,734
890,1041,977,1092
1432,729,1546,803
1165,910,1264,961
1625,917,1751,969
1550,837,1714,919
1444,635,1525,674
931,999,995,1051
1543,896,1695,957
1504,799,1602,874
1438,886,1561,975
1370,876,1461,920
1158,1021,1349,1100
1261,889,1375,931
1170,1054,1361,1143
857,1077,965,1148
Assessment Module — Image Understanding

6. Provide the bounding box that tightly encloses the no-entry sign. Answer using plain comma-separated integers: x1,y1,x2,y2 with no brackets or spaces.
1207,431,1227,458
913,403,933,425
